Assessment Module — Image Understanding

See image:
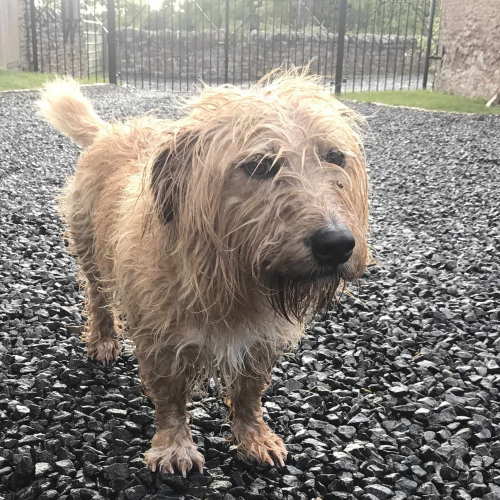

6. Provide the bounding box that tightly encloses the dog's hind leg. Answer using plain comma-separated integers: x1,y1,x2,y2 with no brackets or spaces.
80,272,122,365
228,352,288,467
137,345,204,476
66,209,121,365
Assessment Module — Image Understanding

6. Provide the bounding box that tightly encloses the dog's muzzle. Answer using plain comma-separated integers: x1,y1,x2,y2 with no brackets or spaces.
310,223,355,267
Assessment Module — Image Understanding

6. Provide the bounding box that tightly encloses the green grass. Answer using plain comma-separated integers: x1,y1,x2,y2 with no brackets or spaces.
340,89,500,115
0,70,108,92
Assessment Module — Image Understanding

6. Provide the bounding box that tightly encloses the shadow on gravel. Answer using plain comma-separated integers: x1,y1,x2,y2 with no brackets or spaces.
0,85,499,500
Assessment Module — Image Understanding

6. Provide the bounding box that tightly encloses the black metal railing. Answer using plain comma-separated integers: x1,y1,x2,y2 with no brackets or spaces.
24,0,442,94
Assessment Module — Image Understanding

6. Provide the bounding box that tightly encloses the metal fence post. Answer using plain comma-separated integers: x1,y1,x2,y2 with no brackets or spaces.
335,0,348,95
422,0,436,90
29,0,38,72
107,0,118,84
224,0,230,83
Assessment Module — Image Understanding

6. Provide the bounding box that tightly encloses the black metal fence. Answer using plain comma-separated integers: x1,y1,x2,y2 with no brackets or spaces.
25,0,441,93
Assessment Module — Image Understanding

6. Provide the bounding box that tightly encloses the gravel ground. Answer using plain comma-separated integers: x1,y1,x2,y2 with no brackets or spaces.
118,72,429,93
0,85,499,500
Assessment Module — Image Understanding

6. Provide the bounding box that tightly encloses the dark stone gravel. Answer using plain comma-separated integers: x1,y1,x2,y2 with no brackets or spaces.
1,84,499,500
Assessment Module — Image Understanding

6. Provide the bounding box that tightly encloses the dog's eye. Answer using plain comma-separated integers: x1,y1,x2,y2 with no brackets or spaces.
241,157,281,180
323,149,345,168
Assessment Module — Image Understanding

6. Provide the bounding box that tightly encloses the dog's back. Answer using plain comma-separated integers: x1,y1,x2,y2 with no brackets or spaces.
38,78,164,241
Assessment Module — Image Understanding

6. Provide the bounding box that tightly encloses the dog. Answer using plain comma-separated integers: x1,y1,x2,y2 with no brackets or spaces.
38,70,370,477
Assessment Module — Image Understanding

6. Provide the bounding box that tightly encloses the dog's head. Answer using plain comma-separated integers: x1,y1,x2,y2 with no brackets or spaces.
150,70,370,321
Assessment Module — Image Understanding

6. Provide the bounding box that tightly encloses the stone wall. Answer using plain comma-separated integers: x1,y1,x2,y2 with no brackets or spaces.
435,0,500,100
18,0,88,78
13,0,428,90
117,28,421,86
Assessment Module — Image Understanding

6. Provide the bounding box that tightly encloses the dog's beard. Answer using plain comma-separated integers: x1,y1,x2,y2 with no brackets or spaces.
266,272,341,323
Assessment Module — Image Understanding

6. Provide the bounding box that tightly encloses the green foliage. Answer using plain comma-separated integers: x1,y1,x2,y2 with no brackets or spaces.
115,0,440,37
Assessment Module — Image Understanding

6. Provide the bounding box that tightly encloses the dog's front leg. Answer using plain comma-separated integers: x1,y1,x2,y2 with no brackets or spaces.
229,355,287,467
137,346,204,476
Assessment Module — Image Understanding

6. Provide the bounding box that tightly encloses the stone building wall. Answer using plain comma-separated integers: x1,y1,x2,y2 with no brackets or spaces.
435,0,500,100
0,0,21,70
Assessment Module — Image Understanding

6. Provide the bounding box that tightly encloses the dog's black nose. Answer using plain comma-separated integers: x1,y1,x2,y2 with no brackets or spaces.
311,224,355,266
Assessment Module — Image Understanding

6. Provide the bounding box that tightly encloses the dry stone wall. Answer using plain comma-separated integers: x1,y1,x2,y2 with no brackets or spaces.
116,28,422,85
17,0,88,78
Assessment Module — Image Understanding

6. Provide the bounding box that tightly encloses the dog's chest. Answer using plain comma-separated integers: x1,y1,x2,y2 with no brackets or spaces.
177,315,303,376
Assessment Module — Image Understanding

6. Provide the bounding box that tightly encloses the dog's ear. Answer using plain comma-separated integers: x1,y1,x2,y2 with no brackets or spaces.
150,133,196,224
151,147,176,224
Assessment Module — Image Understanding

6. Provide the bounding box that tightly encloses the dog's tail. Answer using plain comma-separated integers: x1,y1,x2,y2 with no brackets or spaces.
37,77,108,148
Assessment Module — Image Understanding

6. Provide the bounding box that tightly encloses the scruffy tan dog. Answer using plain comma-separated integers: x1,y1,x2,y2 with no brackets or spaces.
38,70,370,476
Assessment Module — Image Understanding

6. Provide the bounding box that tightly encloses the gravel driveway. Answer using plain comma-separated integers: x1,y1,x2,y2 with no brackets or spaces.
1,85,499,500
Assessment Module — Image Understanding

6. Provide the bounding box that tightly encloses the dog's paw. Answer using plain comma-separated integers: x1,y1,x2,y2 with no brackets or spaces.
234,427,288,467
144,441,204,477
87,337,121,365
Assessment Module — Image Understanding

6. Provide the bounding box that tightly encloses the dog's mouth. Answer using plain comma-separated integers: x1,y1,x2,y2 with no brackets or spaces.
264,266,344,322
274,263,346,284
302,265,344,283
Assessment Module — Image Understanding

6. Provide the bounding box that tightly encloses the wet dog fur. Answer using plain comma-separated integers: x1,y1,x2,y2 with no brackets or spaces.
38,70,370,475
